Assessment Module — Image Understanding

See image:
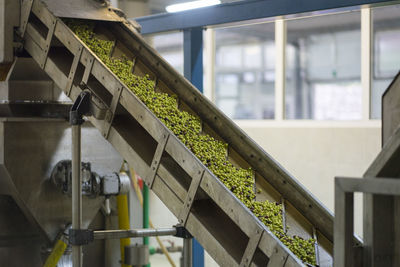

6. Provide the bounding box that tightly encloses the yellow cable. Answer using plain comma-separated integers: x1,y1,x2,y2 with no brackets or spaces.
43,238,68,267
129,168,177,267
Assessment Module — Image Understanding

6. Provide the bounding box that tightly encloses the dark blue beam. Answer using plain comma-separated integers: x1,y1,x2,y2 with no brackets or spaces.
183,27,205,267
134,0,397,34
184,28,203,92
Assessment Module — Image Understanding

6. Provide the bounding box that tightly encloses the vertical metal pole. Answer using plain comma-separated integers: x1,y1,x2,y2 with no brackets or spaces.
334,180,354,267
361,7,372,121
361,15,392,258
204,28,215,101
183,27,204,267
72,125,82,267
275,18,286,120
183,238,193,267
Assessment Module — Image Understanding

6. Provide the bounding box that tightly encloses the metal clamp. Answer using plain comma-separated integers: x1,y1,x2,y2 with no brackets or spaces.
19,0,34,37
239,228,263,267
68,229,94,246
174,225,192,239
70,91,91,125
81,55,95,86
102,85,123,139
66,45,83,97
178,169,204,225
147,132,170,188
281,197,287,233
313,227,320,266
40,17,57,69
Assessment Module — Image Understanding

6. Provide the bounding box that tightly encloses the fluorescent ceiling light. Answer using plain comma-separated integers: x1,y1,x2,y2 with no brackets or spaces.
166,0,221,13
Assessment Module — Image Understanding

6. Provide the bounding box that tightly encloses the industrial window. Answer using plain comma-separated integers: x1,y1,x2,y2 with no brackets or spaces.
149,31,184,75
285,11,362,120
214,22,275,120
146,5,399,122
371,4,400,119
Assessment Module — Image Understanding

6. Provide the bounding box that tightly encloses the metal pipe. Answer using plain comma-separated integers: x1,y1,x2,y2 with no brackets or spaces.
183,238,192,267
129,168,177,267
150,246,183,255
93,228,177,240
72,124,82,267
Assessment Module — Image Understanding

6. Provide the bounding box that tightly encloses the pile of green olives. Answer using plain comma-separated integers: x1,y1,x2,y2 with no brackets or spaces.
67,20,316,265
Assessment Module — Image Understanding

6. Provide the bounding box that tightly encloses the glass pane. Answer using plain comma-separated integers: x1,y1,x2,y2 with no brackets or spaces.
217,99,237,118
306,34,335,80
371,4,400,119
150,32,184,74
244,44,262,68
216,74,239,97
286,11,362,120
216,45,242,68
215,23,275,120
314,82,362,120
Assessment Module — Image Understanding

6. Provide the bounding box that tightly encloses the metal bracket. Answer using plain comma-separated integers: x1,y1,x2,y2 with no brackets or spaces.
239,228,263,267
102,85,123,139
81,54,95,85
281,197,287,233
66,45,83,97
147,132,170,188
70,91,92,125
178,169,205,225
266,244,289,266
174,225,193,239
69,229,94,246
39,17,57,69
19,0,34,38
313,227,320,266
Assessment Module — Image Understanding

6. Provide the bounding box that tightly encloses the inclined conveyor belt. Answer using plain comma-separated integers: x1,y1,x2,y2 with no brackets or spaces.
18,1,361,265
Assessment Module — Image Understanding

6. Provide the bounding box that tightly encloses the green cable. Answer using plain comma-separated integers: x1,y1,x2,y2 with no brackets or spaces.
143,184,150,267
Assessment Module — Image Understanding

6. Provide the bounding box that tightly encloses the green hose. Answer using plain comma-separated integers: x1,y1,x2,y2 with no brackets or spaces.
143,184,150,267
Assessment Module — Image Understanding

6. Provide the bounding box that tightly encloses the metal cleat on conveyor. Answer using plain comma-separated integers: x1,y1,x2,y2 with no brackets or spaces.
17,0,363,266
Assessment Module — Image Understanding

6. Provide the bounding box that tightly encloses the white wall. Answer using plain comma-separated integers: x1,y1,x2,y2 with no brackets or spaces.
237,121,381,212
237,121,381,237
